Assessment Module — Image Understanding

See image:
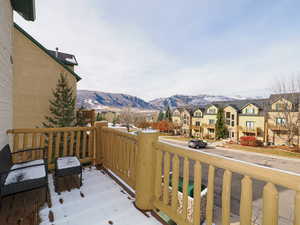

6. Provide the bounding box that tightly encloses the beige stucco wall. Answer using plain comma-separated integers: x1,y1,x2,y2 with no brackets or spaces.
224,106,239,141
0,0,13,149
13,27,77,128
239,115,265,140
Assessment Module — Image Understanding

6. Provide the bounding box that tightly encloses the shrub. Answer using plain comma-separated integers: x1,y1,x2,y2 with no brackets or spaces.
240,136,261,146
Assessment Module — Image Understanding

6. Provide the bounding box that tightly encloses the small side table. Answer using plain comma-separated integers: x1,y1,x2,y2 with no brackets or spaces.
54,156,82,192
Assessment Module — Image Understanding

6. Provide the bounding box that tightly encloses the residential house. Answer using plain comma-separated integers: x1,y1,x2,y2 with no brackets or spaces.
202,104,218,139
0,0,35,150
191,108,204,138
13,24,81,128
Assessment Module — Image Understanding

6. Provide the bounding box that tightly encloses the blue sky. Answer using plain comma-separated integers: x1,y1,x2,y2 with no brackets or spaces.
15,0,300,100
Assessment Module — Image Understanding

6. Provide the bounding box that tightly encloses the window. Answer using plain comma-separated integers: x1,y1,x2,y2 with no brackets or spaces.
245,108,255,114
276,117,286,125
195,121,200,126
246,121,255,129
208,108,216,114
232,132,234,137
231,114,234,120
226,119,230,125
275,103,286,111
194,112,201,117
226,112,231,118
231,121,234,126
209,119,215,125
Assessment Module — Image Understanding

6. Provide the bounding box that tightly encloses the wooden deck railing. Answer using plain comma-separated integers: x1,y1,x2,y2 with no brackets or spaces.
100,127,138,189
7,127,95,169
153,141,300,225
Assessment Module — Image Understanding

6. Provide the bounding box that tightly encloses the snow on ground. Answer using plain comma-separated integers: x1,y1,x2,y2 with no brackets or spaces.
39,167,161,225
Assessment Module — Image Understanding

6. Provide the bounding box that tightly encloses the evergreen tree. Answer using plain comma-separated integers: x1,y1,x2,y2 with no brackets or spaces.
215,108,228,139
165,106,172,122
96,112,105,121
157,110,165,121
43,73,76,128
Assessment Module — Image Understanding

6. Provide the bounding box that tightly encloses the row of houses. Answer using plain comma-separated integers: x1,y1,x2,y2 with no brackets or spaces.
172,93,300,145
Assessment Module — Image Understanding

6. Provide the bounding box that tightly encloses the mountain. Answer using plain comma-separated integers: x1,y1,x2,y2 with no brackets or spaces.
149,94,240,109
77,90,253,111
77,90,157,111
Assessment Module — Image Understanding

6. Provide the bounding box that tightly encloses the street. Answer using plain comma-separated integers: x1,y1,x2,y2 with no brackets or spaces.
160,137,300,225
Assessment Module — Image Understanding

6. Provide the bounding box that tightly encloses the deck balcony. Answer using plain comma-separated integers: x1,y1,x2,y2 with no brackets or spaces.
1,122,300,225
238,126,259,134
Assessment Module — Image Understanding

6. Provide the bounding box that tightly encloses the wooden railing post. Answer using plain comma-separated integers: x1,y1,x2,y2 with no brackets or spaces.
94,121,108,166
135,130,159,211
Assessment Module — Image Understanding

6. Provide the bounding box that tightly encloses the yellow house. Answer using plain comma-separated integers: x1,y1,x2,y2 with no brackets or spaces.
13,24,81,128
202,104,218,139
238,102,266,141
267,94,299,145
223,105,239,141
180,108,192,136
191,108,204,137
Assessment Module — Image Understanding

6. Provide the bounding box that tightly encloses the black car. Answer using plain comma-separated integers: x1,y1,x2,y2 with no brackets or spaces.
188,139,207,149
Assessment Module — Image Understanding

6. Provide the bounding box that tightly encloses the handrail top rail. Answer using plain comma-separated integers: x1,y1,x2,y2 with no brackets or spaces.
7,126,94,134
101,127,138,141
154,140,300,191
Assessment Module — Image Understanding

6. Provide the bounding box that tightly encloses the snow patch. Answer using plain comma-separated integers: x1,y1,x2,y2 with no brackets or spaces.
57,157,80,169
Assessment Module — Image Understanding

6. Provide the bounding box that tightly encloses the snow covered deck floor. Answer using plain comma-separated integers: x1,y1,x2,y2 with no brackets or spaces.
40,167,162,225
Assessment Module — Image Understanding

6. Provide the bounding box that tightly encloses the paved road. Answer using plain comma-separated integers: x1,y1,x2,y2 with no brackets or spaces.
160,137,300,225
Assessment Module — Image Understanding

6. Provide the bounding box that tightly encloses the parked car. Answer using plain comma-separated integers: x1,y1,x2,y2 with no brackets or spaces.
188,139,207,149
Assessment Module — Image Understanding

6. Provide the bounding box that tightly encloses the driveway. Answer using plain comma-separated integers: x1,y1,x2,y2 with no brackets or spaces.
160,137,300,225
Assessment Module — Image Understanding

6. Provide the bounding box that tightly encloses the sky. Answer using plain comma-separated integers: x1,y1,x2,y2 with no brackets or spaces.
15,0,300,101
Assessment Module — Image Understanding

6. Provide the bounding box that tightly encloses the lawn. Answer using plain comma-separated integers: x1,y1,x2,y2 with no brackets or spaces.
223,143,300,159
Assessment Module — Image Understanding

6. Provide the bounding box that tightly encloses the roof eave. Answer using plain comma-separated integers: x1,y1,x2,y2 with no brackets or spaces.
11,0,36,21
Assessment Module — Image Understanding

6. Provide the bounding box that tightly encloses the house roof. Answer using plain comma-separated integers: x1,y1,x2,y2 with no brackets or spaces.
47,50,78,66
11,0,36,21
269,93,300,104
14,23,81,82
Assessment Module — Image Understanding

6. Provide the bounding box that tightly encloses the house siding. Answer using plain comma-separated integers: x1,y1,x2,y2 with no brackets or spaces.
0,0,13,149
13,27,77,128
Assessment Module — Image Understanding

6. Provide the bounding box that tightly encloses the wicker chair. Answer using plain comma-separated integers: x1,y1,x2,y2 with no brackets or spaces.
0,144,49,208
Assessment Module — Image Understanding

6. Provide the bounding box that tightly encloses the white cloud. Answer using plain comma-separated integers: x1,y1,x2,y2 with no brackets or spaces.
14,0,300,101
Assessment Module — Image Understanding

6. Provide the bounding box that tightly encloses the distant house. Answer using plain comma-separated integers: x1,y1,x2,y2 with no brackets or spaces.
0,0,36,150
12,24,81,128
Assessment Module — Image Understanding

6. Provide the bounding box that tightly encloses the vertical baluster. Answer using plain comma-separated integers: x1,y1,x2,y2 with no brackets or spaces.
63,131,68,156
82,131,87,159
193,161,202,225
32,133,37,160
206,165,215,225
155,149,163,201
240,176,253,225
48,133,53,165
76,131,81,158
39,134,45,160
69,131,75,156
263,183,278,225
163,152,171,205
171,154,179,212
295,191,300,225
222,170,232,225
182,157,190,220
13,134,19,152
55,132,61,158
88,129,93,159
23,133,29,161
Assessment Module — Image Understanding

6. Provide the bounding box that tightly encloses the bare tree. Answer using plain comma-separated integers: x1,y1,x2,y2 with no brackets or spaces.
119,107,134,132
271,75,300,147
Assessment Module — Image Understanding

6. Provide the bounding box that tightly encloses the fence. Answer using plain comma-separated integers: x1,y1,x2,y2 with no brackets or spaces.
7,127,95,169
99,126,138,190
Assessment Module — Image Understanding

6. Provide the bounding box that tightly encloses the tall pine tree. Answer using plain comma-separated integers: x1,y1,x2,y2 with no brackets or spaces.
43,73,76,128
165,106,172,122
157,110,165,121
215,108,228,139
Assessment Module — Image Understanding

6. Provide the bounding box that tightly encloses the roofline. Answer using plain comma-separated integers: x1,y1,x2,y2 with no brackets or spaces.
14,23,81,82
240,102,260,110
11,0,36,21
